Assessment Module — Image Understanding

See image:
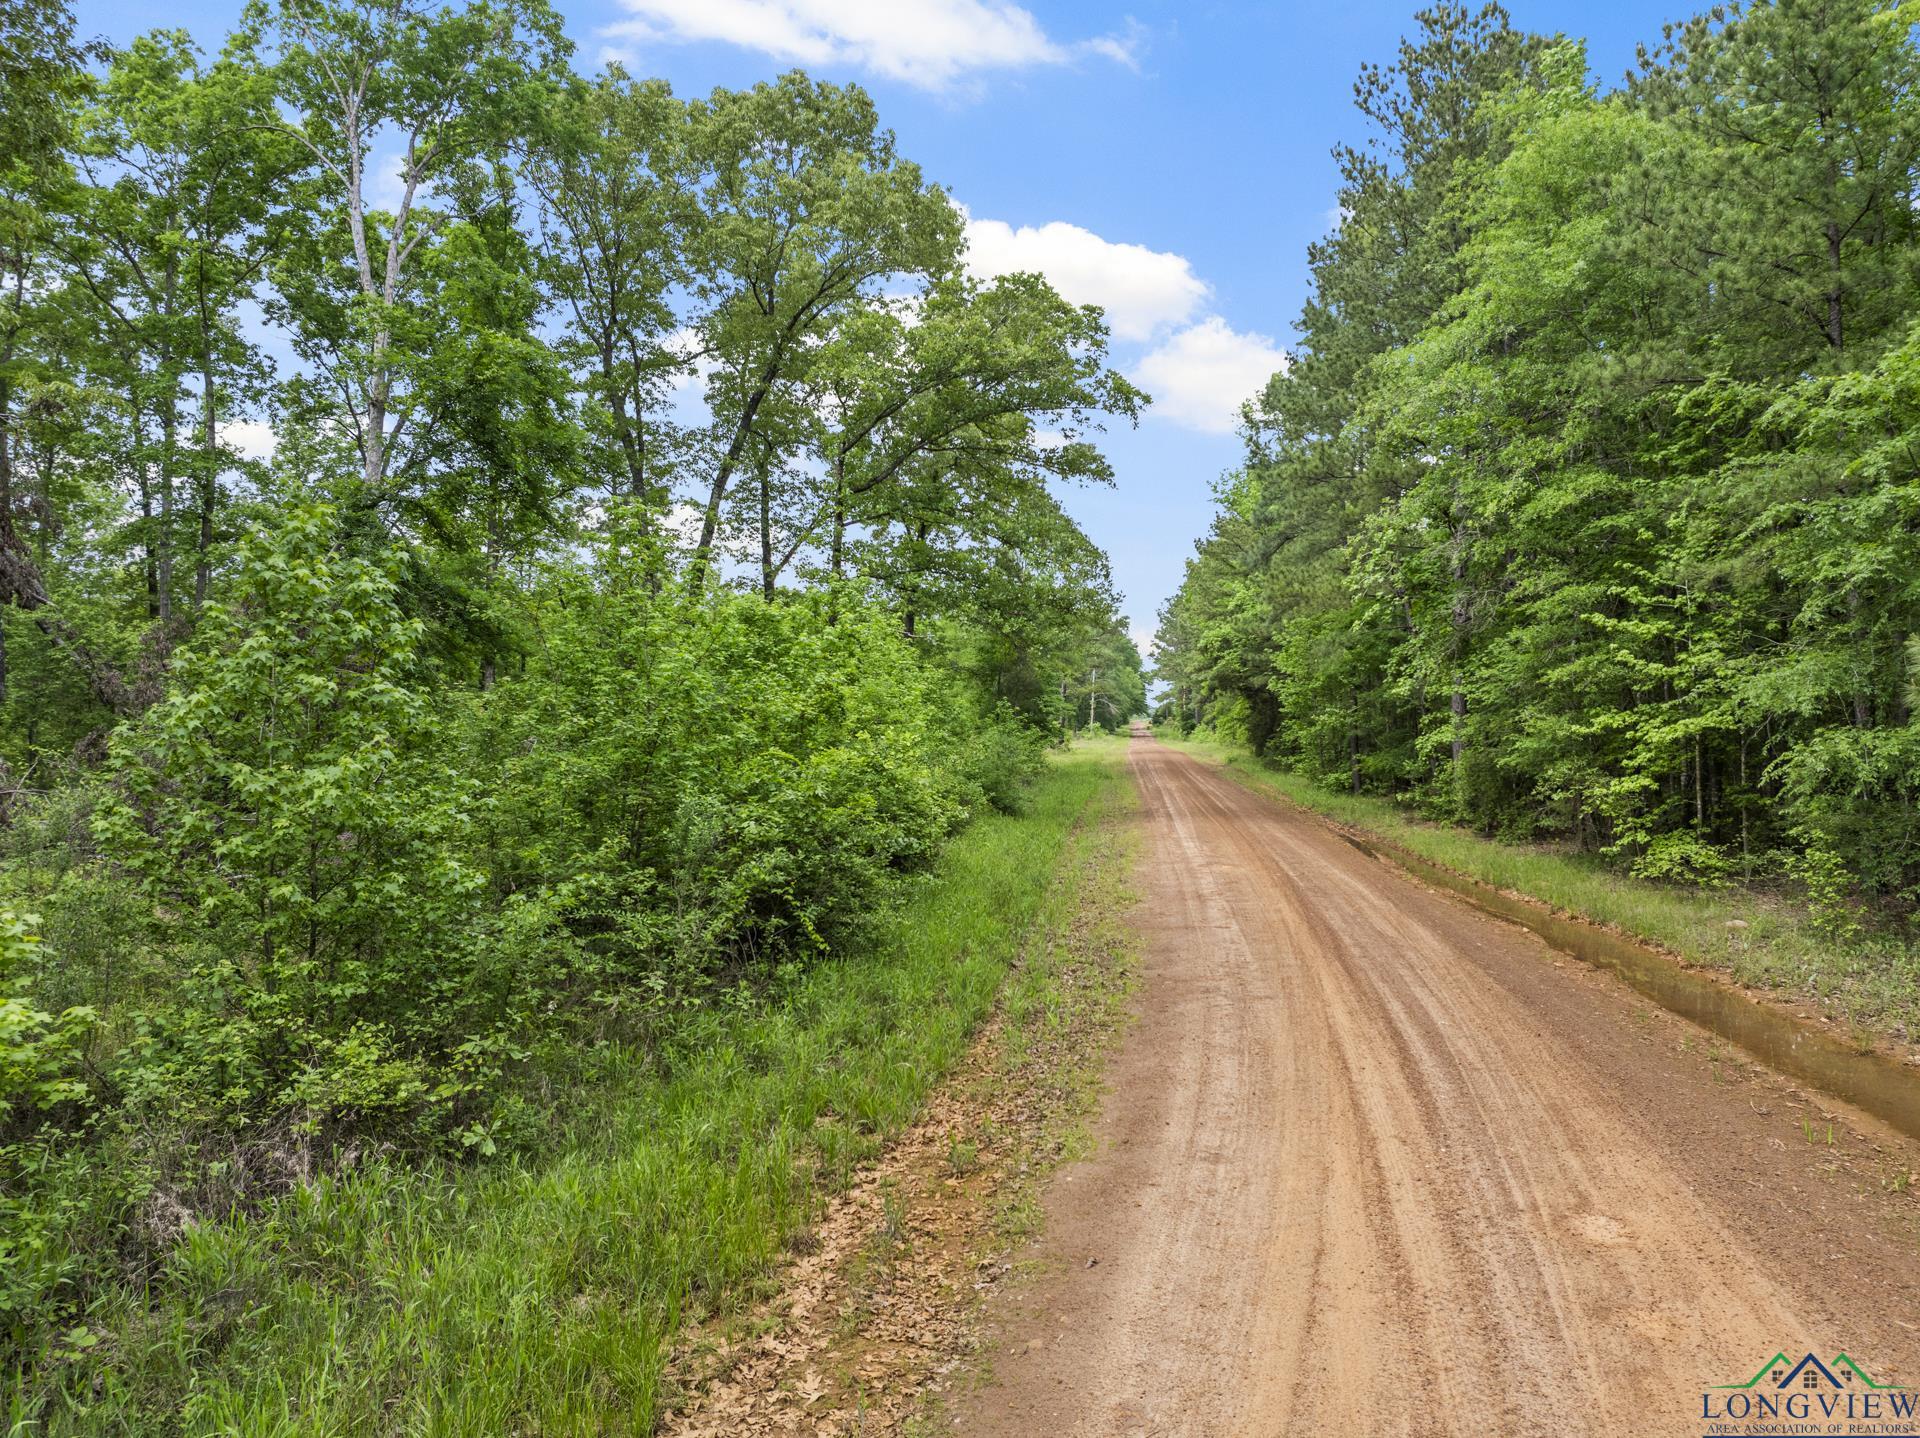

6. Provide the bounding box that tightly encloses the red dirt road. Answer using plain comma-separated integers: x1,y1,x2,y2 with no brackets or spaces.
953,737,1920,1437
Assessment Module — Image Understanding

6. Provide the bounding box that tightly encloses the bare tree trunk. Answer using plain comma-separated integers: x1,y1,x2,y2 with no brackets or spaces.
1449,520,1469,796
134,403,160,620
757,449,775,602
157,402,176,625
0,369,12,707
829,454,846,581
1826,215,1844,353
691,383,771,587
604,339,647,499
196,374,217,607
1350,686,1362,795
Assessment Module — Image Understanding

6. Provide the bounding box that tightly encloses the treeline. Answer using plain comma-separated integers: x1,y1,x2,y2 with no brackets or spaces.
0,0,1145,1391
1157,0,1920,929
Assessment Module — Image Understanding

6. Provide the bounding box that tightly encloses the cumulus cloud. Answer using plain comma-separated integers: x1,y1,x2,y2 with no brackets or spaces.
219,419,278,461
663,327,714,394
1131,317,1287,435
962,216,1207,342
603,0,1139,91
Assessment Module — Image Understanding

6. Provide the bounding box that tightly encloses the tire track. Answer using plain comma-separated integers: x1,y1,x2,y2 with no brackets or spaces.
954,738,1920,1437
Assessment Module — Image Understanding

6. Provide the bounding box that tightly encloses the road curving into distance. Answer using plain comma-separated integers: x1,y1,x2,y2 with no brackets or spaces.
953,735,1920,1437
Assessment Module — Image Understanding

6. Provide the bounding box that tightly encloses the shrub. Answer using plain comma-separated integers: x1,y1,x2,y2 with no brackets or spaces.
954,705,1045,814
468,520,967,1000
92,506,485,1140
0,907,111,1359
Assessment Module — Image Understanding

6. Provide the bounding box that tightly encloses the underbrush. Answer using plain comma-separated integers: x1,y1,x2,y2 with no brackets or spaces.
0,506,1061,1422
1167,734,1920,1043
4,742,1123,1434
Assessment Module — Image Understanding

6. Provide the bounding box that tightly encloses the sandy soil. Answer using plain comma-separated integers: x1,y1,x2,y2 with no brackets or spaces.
950,736,1920,1437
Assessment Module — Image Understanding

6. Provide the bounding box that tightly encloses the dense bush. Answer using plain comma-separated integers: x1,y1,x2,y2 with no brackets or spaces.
0,907,105,1359
0,504,1059,1375
468,514,984,999
92,508,484,1141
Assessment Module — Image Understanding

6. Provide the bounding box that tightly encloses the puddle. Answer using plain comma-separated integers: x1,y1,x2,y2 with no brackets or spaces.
1337,831,1920,1143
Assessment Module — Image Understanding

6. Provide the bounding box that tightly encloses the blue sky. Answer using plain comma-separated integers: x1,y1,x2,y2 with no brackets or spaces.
78,0,1694,654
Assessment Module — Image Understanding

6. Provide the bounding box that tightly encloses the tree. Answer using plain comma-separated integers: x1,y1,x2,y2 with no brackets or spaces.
93,506,479,1129
61,31,288,627
680,73,961,581
0,0,94,704
813,272,1144,602
528,68,690,505
255,0,569,495
1630,0,1920,367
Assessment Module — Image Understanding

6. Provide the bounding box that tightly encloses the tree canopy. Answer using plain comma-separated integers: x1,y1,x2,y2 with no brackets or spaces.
1158,0,1920,924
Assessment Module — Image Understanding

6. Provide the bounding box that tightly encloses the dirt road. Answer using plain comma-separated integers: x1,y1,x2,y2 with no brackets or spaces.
953,738,1920,1437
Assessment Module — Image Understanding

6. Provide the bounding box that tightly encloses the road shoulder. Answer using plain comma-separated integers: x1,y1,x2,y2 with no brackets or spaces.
660,743,1142,1436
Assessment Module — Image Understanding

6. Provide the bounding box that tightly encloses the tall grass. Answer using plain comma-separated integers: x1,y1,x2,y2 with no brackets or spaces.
16,742,1132,1436
1168,736,1920,1042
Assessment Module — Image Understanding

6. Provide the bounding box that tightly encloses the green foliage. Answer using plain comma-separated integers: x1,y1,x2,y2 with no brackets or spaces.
0,905,114,1364
1160,0,1920,933
92,506,483,1136
9,741,1129,1434
954,707,1046,814
0,909,91,1120
471,516,970,994
0,0,1150,1413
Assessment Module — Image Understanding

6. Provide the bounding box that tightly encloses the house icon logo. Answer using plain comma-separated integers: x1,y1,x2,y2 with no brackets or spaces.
1716,1351,1889,1393
1701,1351,1912,1432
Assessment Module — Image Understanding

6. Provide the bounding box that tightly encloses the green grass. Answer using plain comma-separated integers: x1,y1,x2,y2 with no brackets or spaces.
19,740,1133,1437
1166,734,1920,1043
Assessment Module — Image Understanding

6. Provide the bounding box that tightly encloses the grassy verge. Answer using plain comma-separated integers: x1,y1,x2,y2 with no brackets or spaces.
1166,734,1920,1044
25,740,1130,1437
662,735,1140,1434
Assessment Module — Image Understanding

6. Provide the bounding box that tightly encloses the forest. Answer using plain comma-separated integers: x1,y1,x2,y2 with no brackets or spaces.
1157,0,1920,939
0,0,1147,1419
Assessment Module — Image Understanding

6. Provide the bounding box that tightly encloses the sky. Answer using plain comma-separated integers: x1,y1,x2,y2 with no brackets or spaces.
77,0,1698,658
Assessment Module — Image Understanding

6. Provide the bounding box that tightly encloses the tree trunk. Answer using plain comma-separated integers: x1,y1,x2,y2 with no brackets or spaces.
134,404,159,621
1826,216,1844,353
604,339,647,499
157,402,176,625
0,369,12,707
757,449,775,602
195,346,218,607
830,454,846,581
1350,686,1362,795
690,384,771,590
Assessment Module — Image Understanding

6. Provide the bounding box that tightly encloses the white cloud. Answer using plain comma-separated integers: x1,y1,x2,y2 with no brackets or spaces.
219,419,278,460
603,0,1139,91
962,216,1207,342
662,501,707,549
664,327,713,395
1131,317,1287,435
